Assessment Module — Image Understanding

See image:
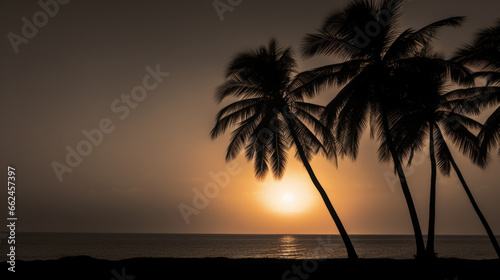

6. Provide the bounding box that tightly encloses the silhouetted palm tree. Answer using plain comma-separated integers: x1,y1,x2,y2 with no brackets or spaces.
455,20,500,164
423,87,500,260
452,22,500,258
210,39,358,259
299,0,470,258
384,50,500,258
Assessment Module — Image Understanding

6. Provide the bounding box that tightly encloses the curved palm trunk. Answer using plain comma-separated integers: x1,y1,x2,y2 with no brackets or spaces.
382,113,426,258
448,154,500,259
426,124,437,257
284,117,358,260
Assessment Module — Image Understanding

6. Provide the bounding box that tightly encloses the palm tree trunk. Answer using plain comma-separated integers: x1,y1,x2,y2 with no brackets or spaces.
381,113,426,258
426,124,437,257
284,116,358,260
449,154,500,259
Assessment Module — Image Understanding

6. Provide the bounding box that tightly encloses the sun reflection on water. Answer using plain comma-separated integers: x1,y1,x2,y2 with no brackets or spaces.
279,235,298,257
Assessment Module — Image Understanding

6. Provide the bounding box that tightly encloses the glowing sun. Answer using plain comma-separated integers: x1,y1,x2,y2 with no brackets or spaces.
261,176,315,214
282,193,295,203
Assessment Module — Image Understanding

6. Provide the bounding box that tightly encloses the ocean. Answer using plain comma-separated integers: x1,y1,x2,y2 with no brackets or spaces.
1,233,498,261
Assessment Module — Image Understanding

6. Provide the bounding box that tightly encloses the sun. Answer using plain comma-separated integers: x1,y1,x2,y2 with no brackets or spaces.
282,193,295,203
261,176,315,214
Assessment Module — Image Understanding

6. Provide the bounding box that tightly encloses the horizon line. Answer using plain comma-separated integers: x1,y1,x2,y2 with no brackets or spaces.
5,231,497,237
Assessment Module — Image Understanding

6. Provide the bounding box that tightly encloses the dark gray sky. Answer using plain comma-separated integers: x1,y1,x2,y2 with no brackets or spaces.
1,0,499,235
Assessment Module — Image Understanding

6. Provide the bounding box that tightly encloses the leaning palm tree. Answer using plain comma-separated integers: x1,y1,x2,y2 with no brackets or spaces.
210,39,358,259
299,0,470,258
384,51,500,258
454,20,500,164
451,22,500,258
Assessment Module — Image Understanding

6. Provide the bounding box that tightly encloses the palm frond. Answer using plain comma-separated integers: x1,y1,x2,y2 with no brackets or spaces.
253,139,270,180
301,31,363,59
440,112,481,161
289,116,327,163
210,100,262,139
225,114,261,161
384,111,429,165
302,0,404,60
215,77,265,103
289,60,367,100
395,57,473,86
453,19,500,70
445,87,500,115
294,106,337,160
247,113,278,179
434,126,453,175
293,101,325,116
270,118,288,179
335,89,371,159
321,70,371,128
215,98,263,121
477,106,500,167
384,17,465,61
443,87,496,99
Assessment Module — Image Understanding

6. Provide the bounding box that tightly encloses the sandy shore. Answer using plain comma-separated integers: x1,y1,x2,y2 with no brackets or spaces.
1,256,499,279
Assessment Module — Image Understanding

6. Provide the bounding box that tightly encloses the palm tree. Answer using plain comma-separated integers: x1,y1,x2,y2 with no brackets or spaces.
210,39,358,259
299,0,470,258
384,50,500,258
454,20,500,164
452,22,500,258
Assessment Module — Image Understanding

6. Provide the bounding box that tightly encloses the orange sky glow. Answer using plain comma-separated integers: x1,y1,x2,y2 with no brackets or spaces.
2,0,499,235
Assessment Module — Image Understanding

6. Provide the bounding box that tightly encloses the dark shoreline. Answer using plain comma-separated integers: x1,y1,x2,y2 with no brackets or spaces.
2,256,499,280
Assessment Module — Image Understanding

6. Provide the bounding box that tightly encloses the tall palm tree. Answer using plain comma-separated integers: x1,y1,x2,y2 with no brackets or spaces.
452,22,500,258
384,51,500,258
299,0,470,258
455,20,500,164
210,39,358,259
420,87,500,259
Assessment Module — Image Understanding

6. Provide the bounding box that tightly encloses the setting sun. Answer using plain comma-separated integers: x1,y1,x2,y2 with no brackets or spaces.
261,176,316,214
282,193,295,203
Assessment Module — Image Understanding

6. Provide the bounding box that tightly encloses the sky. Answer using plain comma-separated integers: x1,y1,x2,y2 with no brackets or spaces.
1,0,499,235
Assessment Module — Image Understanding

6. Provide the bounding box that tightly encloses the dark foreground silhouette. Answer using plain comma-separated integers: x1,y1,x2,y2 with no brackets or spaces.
2,256,498,280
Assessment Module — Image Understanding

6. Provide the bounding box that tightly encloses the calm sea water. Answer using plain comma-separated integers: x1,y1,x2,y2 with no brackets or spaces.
0,233,497,261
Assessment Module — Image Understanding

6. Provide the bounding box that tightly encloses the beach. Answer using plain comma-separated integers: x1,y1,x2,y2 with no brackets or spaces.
2,256,499,280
